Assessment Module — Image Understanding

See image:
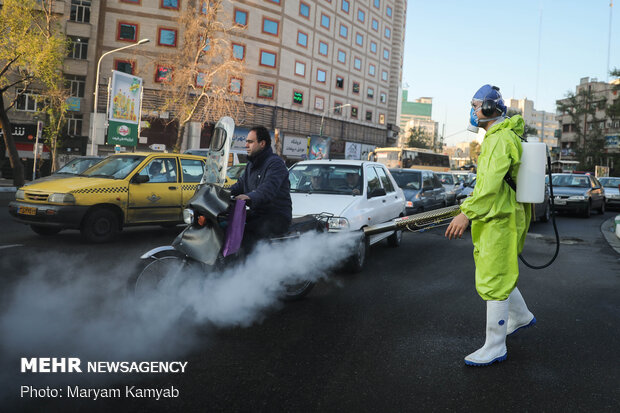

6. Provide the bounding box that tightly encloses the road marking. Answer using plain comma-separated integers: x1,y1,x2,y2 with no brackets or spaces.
0,244,24,250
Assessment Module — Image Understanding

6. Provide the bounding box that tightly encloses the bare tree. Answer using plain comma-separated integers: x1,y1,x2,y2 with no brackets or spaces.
156,0,246,153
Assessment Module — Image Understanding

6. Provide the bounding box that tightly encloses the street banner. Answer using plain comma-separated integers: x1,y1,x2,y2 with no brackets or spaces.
308,136,330,160
107,70,142,146
345,142,362,160
282,135,309,158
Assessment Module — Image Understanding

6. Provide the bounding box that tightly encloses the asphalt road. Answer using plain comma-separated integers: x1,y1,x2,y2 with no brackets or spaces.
1,200,619,412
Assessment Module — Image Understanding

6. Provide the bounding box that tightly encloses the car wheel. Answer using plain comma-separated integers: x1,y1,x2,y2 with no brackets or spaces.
598,200,605,214
582,200,591,218
540,202,550,223
30,225,61,236
81,208,119,243
347,233,369,273
387,228,402,247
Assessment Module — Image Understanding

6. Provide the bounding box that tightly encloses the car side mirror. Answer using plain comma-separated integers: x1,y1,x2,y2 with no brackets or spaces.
132,174,149,184
368,187,387,198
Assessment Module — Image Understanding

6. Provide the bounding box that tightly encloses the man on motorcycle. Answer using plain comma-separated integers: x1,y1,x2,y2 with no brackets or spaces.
230,126,292,249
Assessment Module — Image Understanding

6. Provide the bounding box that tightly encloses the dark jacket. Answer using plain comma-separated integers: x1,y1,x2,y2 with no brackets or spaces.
230,146,292,222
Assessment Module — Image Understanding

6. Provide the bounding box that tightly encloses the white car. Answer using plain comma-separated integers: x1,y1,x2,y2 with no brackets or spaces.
289,160,406,272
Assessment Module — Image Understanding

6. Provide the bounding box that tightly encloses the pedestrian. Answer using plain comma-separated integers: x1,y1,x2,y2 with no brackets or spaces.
445,84,536,366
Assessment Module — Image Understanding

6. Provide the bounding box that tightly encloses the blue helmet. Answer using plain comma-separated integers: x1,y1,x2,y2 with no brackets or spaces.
472,84,507,117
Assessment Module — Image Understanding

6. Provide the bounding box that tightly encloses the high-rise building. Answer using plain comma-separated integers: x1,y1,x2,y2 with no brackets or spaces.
504,98,559,147
398,91,438,148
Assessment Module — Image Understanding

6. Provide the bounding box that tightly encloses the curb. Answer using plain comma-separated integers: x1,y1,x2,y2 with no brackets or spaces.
601,216,620,255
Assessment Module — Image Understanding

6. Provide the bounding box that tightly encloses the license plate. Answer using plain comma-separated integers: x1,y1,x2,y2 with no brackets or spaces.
18,206,37,215
554,199,566,206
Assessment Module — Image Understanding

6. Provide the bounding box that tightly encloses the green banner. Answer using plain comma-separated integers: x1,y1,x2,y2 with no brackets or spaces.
107,120,138,146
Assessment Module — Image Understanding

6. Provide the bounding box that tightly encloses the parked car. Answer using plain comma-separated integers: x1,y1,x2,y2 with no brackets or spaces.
598,176,620,208
289,160,406,272
434,172,459,205
8,152,206,242
452,171,476,186
550,173,605,217
23,156,103,186
389,168,448,214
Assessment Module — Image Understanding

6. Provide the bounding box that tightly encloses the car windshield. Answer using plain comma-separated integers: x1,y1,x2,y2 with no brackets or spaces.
551,174,590,188
390,171,421,190
599,177,620,188
81,155,146,179
227,164,246,179
56,158,101,175
436,173,454,185
289,164,363,195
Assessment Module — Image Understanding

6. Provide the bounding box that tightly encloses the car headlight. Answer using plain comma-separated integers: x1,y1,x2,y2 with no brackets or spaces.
48,193,76,204
607,194,620,199
327,217,349,230
567,195,587,200
406,201,413,208
183,208,195,224
15,189,24,200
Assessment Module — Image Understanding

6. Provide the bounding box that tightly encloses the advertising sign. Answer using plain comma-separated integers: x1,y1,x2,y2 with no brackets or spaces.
605,135,619,149
107,71,142,146
308,136,330,160
345,142,362,160
283,135,309,158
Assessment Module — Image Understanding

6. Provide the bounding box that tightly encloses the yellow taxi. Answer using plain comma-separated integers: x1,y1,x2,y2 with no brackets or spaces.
8,152,206,242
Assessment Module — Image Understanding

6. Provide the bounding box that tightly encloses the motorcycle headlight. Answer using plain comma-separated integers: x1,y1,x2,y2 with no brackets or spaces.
48,193,76,204
568,195,587,200
328,217,349,230
183,208,195,224
15,189,24,200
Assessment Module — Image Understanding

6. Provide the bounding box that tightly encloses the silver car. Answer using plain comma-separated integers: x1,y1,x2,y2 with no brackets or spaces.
598,177,620,208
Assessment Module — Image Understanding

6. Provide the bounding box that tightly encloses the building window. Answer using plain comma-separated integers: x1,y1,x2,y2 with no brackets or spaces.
299,1,310,18
335,76,344,89
380,92,386,103
16,90,45,112
315,96,324,110
352,81,360,94
295,61,306,76
65,75,86,98
334,102,343,115
316,69,326,83
355,33,363,46
379,113,385,125
385,27,391,39
230,77,242,94
357,9,365,22
117,22,138,42
351,106,358,118
161,0,179,10
232,43,245,60
319,41,328,56
260,50,277,67
158,28,177,47
365,110,372,121
321,14,330,29
337,50,346,64
293,90,303,105
297,31,308,47
265,0,280,4
374,0,380,8
354,57,361,70
339,24,348,38
114,59,135,74
341,0,349,13
257,82,274,99
70,0,91,23
234,8,248,26
381,70,388,81
196,73,208,87
68,36,88,59
370,41,377,53
383,49,389,60
155,65,173,83
66,113,83,136
386,6,392,17
371,18,378,31
369,64,375,76
367,87,374,99
262,17,279,36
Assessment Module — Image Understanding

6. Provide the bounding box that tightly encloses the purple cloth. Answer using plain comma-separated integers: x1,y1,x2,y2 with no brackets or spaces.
222,199,246,257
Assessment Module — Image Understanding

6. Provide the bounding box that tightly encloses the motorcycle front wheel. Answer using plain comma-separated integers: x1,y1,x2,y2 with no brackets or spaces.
128,250,188,299
281,280,315,301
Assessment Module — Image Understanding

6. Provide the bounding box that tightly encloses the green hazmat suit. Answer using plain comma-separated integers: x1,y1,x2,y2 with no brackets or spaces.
460,115,531,301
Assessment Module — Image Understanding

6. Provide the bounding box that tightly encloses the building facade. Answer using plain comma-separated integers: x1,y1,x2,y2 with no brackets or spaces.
504,98,559,148
398,91,438,148
2,0,407,165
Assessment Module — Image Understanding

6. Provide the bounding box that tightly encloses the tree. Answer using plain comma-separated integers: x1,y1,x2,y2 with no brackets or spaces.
0,0,67,185
406,126,432,149
156,0,246,153
469,141,481,164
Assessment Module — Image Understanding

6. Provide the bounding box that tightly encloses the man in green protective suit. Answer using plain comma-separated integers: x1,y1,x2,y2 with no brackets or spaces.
445,85,536,366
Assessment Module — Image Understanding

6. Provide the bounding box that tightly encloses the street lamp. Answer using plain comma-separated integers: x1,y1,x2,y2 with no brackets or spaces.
319,103,351,139
90,38,150,155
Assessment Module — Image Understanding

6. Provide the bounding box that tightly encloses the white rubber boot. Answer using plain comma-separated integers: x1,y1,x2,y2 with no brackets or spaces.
465,300,508,366
507,287,536,336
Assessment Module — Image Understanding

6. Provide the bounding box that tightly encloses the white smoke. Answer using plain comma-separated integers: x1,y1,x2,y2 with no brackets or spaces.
0,230,358,389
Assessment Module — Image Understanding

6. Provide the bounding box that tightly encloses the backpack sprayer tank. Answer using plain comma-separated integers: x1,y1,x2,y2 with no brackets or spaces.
516,141,547,204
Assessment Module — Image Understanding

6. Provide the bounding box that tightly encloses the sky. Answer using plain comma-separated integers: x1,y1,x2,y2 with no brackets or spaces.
401,0,620,146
